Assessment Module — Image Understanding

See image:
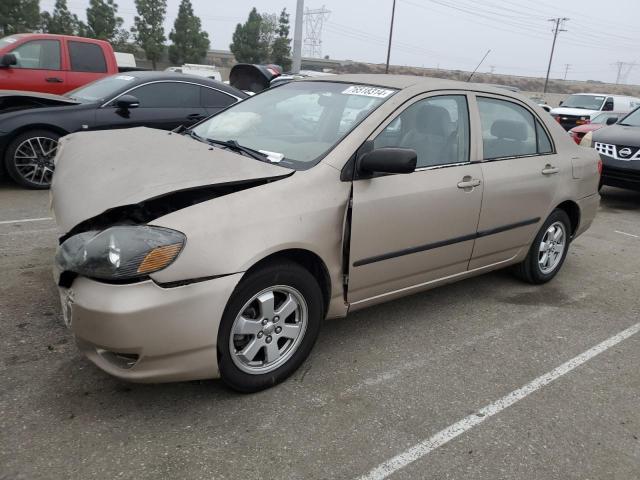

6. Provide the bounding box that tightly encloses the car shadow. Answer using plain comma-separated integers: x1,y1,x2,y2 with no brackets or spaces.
599,186,640,212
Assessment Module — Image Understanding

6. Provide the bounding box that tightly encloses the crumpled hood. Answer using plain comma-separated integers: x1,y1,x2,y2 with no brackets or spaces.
52,127,293,233
550,107,598,118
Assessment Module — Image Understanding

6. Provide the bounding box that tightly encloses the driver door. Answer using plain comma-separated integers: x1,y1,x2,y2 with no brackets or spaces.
348,93,484,305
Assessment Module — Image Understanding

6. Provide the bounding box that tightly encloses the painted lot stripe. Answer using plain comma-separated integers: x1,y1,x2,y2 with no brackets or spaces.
358,322,640,480
614,230,640,239
0,217,53,225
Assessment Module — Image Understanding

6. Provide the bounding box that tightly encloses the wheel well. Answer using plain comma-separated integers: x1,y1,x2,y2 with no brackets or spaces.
245,249,332,315
2,124,68,156
556,200,580,236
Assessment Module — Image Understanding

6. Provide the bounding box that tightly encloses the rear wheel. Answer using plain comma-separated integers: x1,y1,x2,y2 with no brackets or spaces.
513,209,571,284
4,129,60,189
217,260,323,392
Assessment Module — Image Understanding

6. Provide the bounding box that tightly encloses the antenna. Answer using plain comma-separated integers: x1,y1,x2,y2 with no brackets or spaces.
303,5,331,58
467,49,491,82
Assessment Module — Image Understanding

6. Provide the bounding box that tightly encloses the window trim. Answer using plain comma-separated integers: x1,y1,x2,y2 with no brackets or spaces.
101,80,243,108
474,94,556,162
366,91,473,172
9,39,62,71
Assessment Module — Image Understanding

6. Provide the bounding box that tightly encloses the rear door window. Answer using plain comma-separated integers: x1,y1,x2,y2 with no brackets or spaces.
477,97,538,159
11,40,61,70
200,87,236,108
68,41,107,73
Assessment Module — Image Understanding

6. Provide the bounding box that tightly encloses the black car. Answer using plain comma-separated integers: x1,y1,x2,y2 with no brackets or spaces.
0,71,247,188
592,107,640,192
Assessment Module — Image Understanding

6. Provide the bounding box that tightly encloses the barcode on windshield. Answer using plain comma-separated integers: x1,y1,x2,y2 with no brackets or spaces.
342,86,394,98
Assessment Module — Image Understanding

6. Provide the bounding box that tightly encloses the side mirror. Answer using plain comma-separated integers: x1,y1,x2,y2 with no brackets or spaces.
0,53,17,67
606,116,618,125
358,148,417,175
115,94,140,110
558,100,563,106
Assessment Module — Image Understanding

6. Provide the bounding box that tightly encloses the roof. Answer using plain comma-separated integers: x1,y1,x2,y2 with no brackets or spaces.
302,73,523,96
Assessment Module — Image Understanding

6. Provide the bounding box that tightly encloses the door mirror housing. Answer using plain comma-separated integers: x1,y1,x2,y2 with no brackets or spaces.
606,116,618,125
0,53,17,67
115,95,140,110
558,100,563,106
358,148,417,175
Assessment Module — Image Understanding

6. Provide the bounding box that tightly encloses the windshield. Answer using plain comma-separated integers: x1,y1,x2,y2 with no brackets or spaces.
65,74,138,103
591,112,622,124
0,35,23,49
561,94,606,110
618,107,640,127
192,81,396,169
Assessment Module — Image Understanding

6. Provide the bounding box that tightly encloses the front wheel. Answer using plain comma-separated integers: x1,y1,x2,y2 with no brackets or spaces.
217,260,323,392
513,209,572,284
4,129,60,189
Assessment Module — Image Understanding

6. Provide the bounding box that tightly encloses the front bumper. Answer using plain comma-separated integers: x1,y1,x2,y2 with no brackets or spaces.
59,274,243,383
600,155,640,191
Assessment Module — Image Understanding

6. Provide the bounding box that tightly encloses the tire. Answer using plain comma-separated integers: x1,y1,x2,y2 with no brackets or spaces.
217,260,324,393
4,129,60,189
513,209,572,284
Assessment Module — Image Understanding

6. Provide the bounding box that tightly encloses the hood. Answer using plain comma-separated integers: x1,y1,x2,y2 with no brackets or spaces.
592,123,640,146
52,127,293,234
550,107,597,117
0,89,79,114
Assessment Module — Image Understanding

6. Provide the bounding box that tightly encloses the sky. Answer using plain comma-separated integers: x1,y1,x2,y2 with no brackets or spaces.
39,0,640,85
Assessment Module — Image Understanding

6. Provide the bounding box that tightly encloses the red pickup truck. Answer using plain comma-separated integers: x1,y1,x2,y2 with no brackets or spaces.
0,34,121,94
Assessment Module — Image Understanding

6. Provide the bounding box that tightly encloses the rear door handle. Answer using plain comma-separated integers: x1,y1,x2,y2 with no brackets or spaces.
542,164,560,175
45,77,63,83
457,176,481,190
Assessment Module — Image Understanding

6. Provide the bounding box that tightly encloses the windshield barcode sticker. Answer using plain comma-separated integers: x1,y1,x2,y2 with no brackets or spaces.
115,75,135,81
342,86,394,98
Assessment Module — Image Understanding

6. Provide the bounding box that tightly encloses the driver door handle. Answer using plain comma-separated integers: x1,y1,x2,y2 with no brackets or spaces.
45,77,63,83
542,164,560,175
457,176,481,189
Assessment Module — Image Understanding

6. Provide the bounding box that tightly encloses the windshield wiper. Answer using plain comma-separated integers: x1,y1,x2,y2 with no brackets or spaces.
188,131,269,162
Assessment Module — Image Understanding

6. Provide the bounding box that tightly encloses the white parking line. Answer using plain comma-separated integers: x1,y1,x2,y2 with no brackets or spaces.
0,217,53,225
358,321,640,480
614,230,640,239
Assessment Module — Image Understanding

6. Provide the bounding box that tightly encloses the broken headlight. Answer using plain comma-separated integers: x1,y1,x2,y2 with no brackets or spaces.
55,226,186,281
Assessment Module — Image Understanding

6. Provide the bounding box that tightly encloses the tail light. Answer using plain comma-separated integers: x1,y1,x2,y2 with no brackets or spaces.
597,159,603,175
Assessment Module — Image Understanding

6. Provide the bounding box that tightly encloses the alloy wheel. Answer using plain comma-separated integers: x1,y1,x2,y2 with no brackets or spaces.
229,285,308,375
13,136,58,187
538,221,566,274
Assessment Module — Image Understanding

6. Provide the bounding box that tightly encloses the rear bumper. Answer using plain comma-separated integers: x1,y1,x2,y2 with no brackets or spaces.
60,274,243,383
575,193,600,238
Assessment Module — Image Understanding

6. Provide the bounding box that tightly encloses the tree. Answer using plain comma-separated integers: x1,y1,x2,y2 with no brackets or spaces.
132,0,166,69
86,0,122,40
270,8,291,71
229,8,265,64
168,0,210,65
40,0,85,35
0,0,40,36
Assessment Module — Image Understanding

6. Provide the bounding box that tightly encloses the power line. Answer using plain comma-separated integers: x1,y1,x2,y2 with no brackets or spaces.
302,6,330,58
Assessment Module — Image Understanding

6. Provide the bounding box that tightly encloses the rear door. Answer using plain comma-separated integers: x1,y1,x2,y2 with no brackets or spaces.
469,94,562,269
3,39,66,94
65,40,109,91
94,81,207,130
348,93,484,304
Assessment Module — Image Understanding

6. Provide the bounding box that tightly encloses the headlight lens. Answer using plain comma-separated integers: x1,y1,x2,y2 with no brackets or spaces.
56,226,186,280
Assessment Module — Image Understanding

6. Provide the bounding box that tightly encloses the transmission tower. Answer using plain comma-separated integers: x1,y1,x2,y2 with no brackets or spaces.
303,6,330,58
613,61,636,84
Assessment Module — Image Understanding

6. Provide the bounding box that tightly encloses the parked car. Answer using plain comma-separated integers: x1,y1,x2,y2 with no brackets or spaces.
51,75,600,392
568,111,625,144
0,33,137,95
551,93,640,130
583,106,640,191
165,64,222,82
0,71,246,188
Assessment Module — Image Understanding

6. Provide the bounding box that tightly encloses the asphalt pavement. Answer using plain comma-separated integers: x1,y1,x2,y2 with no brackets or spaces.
1,180,639,480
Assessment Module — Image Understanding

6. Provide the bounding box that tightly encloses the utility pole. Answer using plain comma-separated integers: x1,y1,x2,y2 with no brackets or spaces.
563,63,571,80
292,0,304,73
613,61,636,84
615,61,624,84
385,0,396,74
543,17,569,94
